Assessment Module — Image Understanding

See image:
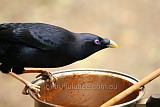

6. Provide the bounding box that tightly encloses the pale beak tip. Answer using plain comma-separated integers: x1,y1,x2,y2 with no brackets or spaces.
107,40,118,48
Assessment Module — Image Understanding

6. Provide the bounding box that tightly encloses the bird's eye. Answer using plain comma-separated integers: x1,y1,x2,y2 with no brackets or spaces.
94,39,101,45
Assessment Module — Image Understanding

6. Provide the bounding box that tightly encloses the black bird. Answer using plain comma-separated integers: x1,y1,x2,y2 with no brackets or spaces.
0,23,118,94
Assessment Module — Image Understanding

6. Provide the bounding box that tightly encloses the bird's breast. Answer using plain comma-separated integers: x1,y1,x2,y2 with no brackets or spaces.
0,42,78,68
14,47,77,68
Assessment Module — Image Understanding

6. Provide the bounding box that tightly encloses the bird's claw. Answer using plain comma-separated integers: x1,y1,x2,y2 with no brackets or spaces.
22,82,41,98
36,71,57,90
22,71,57,97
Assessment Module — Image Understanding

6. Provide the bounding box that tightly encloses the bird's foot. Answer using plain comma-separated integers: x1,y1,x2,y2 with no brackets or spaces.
22,81,41,98
36,71,58,90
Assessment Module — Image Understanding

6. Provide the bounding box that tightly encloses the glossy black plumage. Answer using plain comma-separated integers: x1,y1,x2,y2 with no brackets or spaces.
0,23,115,74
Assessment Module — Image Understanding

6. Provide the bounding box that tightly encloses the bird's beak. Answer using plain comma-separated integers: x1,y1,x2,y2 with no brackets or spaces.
107,40,118,48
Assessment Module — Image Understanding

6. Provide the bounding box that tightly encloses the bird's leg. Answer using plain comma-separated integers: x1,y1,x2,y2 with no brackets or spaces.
23,70,57,83
8,72,40,97
23,70,58,91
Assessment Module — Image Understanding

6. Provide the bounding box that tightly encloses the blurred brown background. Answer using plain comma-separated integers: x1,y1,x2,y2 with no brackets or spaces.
0,0,160,106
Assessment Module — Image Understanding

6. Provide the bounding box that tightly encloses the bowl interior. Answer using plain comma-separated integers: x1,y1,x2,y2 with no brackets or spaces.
30,69,144,107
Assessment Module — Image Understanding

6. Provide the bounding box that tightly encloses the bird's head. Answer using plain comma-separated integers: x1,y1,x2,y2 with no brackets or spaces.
73,33,118,60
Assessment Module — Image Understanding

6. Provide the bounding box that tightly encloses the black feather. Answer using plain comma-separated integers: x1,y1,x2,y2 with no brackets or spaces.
0,23,111,74
0,23,75,50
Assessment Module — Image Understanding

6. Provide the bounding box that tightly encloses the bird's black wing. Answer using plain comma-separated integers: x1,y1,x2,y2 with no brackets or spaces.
0,23,75,50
